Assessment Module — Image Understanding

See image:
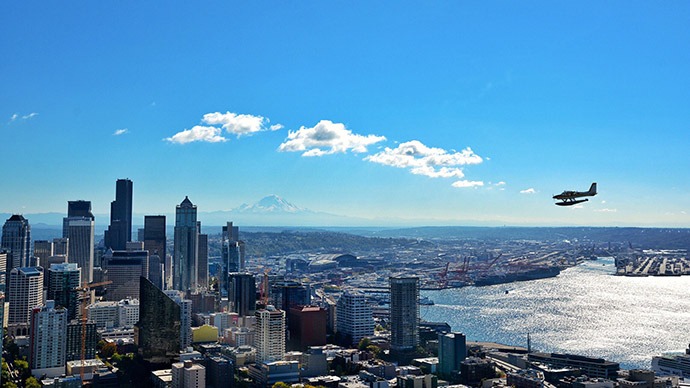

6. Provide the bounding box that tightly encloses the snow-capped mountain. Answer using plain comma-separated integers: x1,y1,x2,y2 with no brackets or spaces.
234,195,307,214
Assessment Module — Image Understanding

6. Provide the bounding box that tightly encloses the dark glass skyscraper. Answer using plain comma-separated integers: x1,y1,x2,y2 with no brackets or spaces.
136,277,182,363
104,179,133,250
221,222,245,295
173,197,198,292
1,214,32,271
390,276,420,352
229,272,256,317
144,215,166,289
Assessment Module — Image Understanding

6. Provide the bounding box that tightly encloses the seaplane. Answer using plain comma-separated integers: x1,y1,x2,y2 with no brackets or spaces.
553,182,597,206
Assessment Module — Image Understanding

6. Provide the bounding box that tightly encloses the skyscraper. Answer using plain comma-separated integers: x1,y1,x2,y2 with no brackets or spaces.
66,217,95,283
62,200,94,238
8,267,44,326
30,300,67,378
438,332,467,378
144,215,166,288
104,179,133,251
137,277,183,362
389,276,419,351
2,214,31,271
33,240,53,286
221,222,245,295
229,272,256,317
47,263,81,320
336,291,374,345
103,250,148,301
255,305,286,363
198,231,208,290
173,197,198,292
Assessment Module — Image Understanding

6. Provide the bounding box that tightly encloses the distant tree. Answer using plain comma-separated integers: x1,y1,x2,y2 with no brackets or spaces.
100,342,117,358
272,382,291,388
357,337,371,350
13,359,29,380
24,377,41,388
2,381,18,388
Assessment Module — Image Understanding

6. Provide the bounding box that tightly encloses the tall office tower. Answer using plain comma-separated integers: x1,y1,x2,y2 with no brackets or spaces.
173,197,198,292
53,238,69,256
137,277,183,362
8,267,44,326
62,200,94,238
104,178,133,251
164,289,193,350
198,232,208,290
288,306,327,350
0,292,3,385
438,332,467,378
66,320,97,361
137,228,145,242
30,301,67,378
144,215,166,286
33,240,53,272
221,222,245,294
389,276,420,351
172,360,206,388
2,214,31,272
270,280,310,312
148,253,163,290
336,290,374,345
0,250,7,290
103,250,148,301
255,305,286,363
229,272,256,317
47,263,81,320
66,216,95,283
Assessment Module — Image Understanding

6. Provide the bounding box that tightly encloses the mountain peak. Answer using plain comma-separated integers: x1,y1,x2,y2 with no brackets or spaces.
236,195,304,214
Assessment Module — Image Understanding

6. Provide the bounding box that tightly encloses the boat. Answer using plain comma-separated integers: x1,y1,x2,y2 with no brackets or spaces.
419,296,434,305
474,266,561,287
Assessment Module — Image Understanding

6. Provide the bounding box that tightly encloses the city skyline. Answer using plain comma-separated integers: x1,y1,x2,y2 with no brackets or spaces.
2,3,689,227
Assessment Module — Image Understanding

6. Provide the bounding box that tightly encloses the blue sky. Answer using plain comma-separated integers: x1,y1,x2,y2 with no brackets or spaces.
2,2,689,226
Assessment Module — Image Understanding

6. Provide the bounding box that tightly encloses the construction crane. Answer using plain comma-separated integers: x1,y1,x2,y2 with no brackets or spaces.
74,280,112,382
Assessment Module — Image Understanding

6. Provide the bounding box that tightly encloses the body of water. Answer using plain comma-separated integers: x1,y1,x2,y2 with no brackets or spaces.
420,257,690,369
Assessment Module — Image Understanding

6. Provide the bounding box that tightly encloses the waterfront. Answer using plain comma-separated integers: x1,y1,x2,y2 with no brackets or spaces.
421,257,690,370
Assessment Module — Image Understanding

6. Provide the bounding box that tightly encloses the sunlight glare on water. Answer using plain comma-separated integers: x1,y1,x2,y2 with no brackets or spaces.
421,257,690,369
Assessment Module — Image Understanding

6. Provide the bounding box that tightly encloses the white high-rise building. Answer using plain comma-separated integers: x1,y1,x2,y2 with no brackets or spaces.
255,305,285,363
8,267,44,326
171,360,205,388
336,290,374,345
30,300,67,378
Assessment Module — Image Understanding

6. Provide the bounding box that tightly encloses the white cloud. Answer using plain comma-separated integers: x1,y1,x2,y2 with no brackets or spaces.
452,180,485,188
278,120,386,156
202,111,281,137
113,128,128,136
520,188,537,194
596,208,618,213
165,125,227,144
9,112,37,123
365,140,482,181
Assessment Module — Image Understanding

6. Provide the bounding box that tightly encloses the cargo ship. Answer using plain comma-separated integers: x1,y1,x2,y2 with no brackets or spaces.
473,266,561,286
